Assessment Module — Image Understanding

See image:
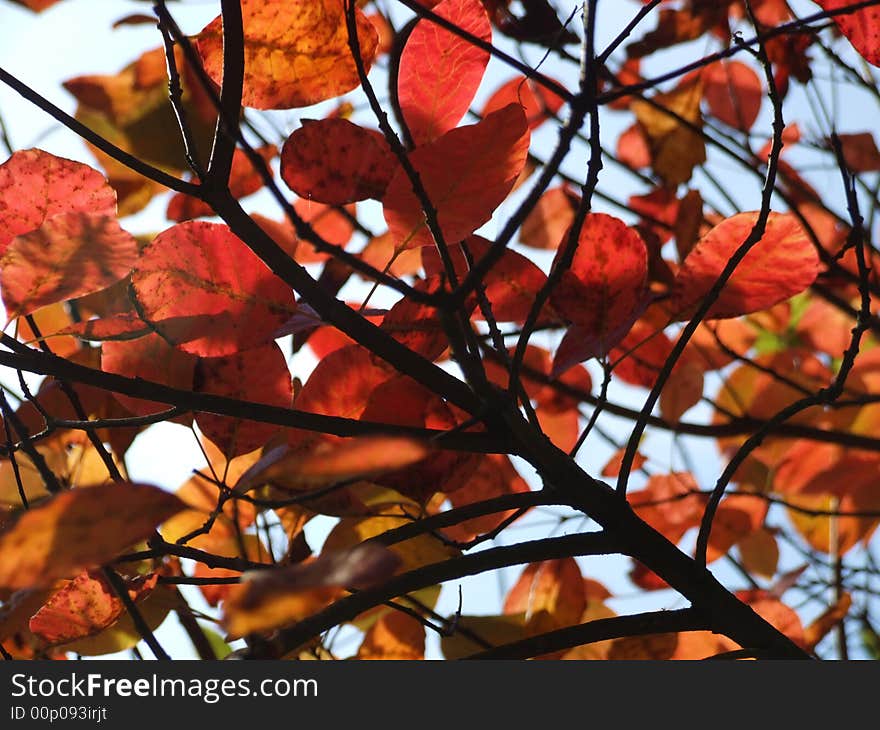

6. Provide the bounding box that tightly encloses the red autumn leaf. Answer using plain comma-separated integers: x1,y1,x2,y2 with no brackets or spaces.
359,376,481,501
0,483,184,590
101,332,198,416
130,221,297,356
0,149,117,255
519,186,579,250
29,570,158,645
294,344,394,423
736,589,806,647
482,75,566,130
702,60,763,130
166,146,277,222
1,213,138,321
196,0,379,109
669,211,820,320
550,213,649,370
608,316,674,388
380,280,450,362
398,0,491,145
659,358,705,423
281,119,395,205
291,199,357,262
422,236,551,323
815,0,880,67
601,448,648,478
616,123,652,170
383,104,530,250
194,343,294,458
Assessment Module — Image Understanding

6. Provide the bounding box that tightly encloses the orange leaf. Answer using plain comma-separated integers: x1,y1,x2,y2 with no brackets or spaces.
803,592,852,651
659,358,704,423
736,589,805,647
383,104,530,250
519,185,579,250
441,454,530,542
29,570,158,645
670,211,820,320
281,119,395,205
357,611,425,659
0,483,184,590
398,0,491,145
235,436,431,492
131,222,297,356
738,527,780,580
608,632,678,660
504,558,587,633
196,0,378,110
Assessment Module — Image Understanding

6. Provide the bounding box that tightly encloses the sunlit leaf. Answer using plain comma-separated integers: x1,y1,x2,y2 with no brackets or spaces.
196,0,379,109
670,211,820,320
398,0,491,145
816,0,880,66
383,104,530,250
281,119,395,205
0,483,184,590
29,570,158,645
131,222,297,356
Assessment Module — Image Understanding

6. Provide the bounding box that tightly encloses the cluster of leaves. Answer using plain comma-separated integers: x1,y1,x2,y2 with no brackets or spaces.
0,0,879,660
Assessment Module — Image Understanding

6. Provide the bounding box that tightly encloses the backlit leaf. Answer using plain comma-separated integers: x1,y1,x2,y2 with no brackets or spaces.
357,611,425,659
281,119,395,205
235,436,430,492
815,0,880,66
101,332,198,416
194,343,293,457
398,0,491,145
0,483,184,590
131,222,297,356
504,558,587,634
222,543,400,638
0,149,117,255
383,104,530,250
633,77,706,185
702,60,763,130
196,0,379,109
670,211,820,320
1,213,138,321
482,75,566,130
550,213,648,368
29,570,158,645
